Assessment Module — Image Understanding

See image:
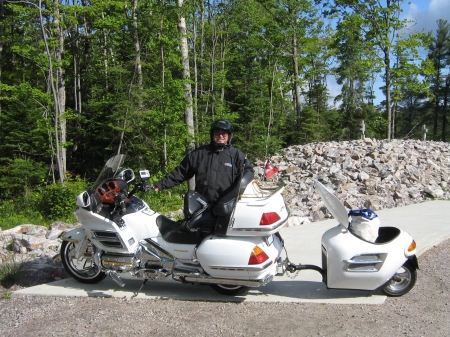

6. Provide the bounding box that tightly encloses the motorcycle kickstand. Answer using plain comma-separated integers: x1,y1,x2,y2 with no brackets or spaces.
132,279,148,299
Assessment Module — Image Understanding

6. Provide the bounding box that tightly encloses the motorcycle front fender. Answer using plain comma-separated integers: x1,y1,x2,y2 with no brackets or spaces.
61,228,88,259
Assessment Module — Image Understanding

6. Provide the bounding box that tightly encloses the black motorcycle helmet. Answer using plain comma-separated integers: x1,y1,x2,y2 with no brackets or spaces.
210,119,233,145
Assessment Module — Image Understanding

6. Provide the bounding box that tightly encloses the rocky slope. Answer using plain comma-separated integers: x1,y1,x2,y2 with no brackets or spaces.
256,138,450,226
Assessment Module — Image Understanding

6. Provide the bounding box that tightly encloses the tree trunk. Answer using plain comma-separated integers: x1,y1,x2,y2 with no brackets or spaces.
385,48,392,140
101,12,108,90
292,34,302,133
160,15,167,167
53,0,66,177
192,3,199,138
442,76,449,142
178,0,195,190
132,0,143,102
38,0,64,183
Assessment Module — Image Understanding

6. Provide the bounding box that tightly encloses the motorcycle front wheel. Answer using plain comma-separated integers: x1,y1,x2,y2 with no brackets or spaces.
382,261,417,297
61,240,106,284
210,284,249,296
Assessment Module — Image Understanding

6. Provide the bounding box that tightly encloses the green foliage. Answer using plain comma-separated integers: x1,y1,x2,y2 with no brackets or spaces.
36,179,88,222
0,158,48,198
0,198,45,230
0,178,87,230
139,184,186,215
0,0,448,213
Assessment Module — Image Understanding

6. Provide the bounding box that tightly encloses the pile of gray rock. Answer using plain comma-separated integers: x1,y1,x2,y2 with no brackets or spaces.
0,223,74,286
1,138,449,285
256,138,450,226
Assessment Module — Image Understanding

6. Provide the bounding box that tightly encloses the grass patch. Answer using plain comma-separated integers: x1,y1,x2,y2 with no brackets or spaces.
1,291,13,300
0,198,47,230
0,255,24,288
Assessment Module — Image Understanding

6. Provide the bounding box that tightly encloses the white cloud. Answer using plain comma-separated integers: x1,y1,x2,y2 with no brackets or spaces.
406,0,449,33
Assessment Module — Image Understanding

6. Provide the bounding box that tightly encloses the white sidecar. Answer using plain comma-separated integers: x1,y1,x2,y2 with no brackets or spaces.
315,181,418,295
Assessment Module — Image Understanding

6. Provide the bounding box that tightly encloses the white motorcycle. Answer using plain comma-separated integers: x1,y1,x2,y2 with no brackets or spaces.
61,155,418,296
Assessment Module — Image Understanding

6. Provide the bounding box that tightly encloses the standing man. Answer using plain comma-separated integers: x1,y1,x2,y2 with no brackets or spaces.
153,119,253,206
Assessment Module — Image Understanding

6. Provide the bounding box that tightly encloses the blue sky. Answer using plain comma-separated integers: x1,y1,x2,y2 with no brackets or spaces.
327,0,449,107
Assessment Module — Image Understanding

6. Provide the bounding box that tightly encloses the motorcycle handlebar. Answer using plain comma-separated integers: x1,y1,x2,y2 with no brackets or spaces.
127,182,154,199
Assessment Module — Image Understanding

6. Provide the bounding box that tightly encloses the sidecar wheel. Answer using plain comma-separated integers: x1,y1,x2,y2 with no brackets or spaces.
210,284,249,296
61,240,106,284
382,261,417,297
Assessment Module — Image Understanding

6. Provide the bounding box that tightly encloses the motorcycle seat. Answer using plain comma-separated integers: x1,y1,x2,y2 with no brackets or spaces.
156,213,214,245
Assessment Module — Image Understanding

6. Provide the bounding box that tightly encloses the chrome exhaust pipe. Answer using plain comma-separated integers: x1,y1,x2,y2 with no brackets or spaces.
176,274,273,288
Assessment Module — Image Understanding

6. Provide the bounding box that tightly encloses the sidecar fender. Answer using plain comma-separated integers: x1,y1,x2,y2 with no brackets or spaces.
408,255,419,270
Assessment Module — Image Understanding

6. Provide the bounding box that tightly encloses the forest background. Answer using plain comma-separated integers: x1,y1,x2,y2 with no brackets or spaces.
0,0,449,230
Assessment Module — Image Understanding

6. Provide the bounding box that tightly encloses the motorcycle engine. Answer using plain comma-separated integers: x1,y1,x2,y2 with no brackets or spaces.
101,254,137,271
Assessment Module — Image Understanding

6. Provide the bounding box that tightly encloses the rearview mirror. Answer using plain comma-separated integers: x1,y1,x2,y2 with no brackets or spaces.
116,168,135,183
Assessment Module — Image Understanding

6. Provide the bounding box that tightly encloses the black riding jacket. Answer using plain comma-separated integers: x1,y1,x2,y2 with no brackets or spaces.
154,143,253,205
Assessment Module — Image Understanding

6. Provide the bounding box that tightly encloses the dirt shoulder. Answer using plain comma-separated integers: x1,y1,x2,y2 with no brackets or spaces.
1,239,449,337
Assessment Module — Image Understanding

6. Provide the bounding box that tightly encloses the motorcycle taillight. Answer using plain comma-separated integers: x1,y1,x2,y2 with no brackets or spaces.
259,212,281,226
248,246,269,265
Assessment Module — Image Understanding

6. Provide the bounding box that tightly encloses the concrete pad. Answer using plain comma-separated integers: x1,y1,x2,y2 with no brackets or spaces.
14,200,450,304
15,275,385,304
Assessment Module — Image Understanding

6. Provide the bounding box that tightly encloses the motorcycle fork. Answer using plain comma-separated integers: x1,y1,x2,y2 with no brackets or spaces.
74,237,90,260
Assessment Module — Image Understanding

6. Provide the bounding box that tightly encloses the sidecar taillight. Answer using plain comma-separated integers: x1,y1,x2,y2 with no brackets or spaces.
248,246,269,265
408,240,416,252
260,212,281,225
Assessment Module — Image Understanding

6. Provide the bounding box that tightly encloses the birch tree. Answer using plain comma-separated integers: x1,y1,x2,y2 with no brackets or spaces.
178,0,195,189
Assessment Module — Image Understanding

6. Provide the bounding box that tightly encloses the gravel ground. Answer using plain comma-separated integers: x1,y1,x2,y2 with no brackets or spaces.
1,239,449,337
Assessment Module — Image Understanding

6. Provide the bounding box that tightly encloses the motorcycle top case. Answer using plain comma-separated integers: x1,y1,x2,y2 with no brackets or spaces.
219,180,290,237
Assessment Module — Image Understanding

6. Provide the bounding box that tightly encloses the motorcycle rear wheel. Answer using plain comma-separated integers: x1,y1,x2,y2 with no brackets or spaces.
382,261,417,297
61,240,106,284
210,284,249,296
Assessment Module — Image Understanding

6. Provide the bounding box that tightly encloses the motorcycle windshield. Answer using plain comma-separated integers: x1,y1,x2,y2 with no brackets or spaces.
314,180,349,228
88,155,127,193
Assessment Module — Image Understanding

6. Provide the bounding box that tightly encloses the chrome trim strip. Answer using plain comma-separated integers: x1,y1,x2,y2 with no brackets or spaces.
210,261,272,272
93,235,121,242
343,253,387,272
344,259,384,265
144,239,176,260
